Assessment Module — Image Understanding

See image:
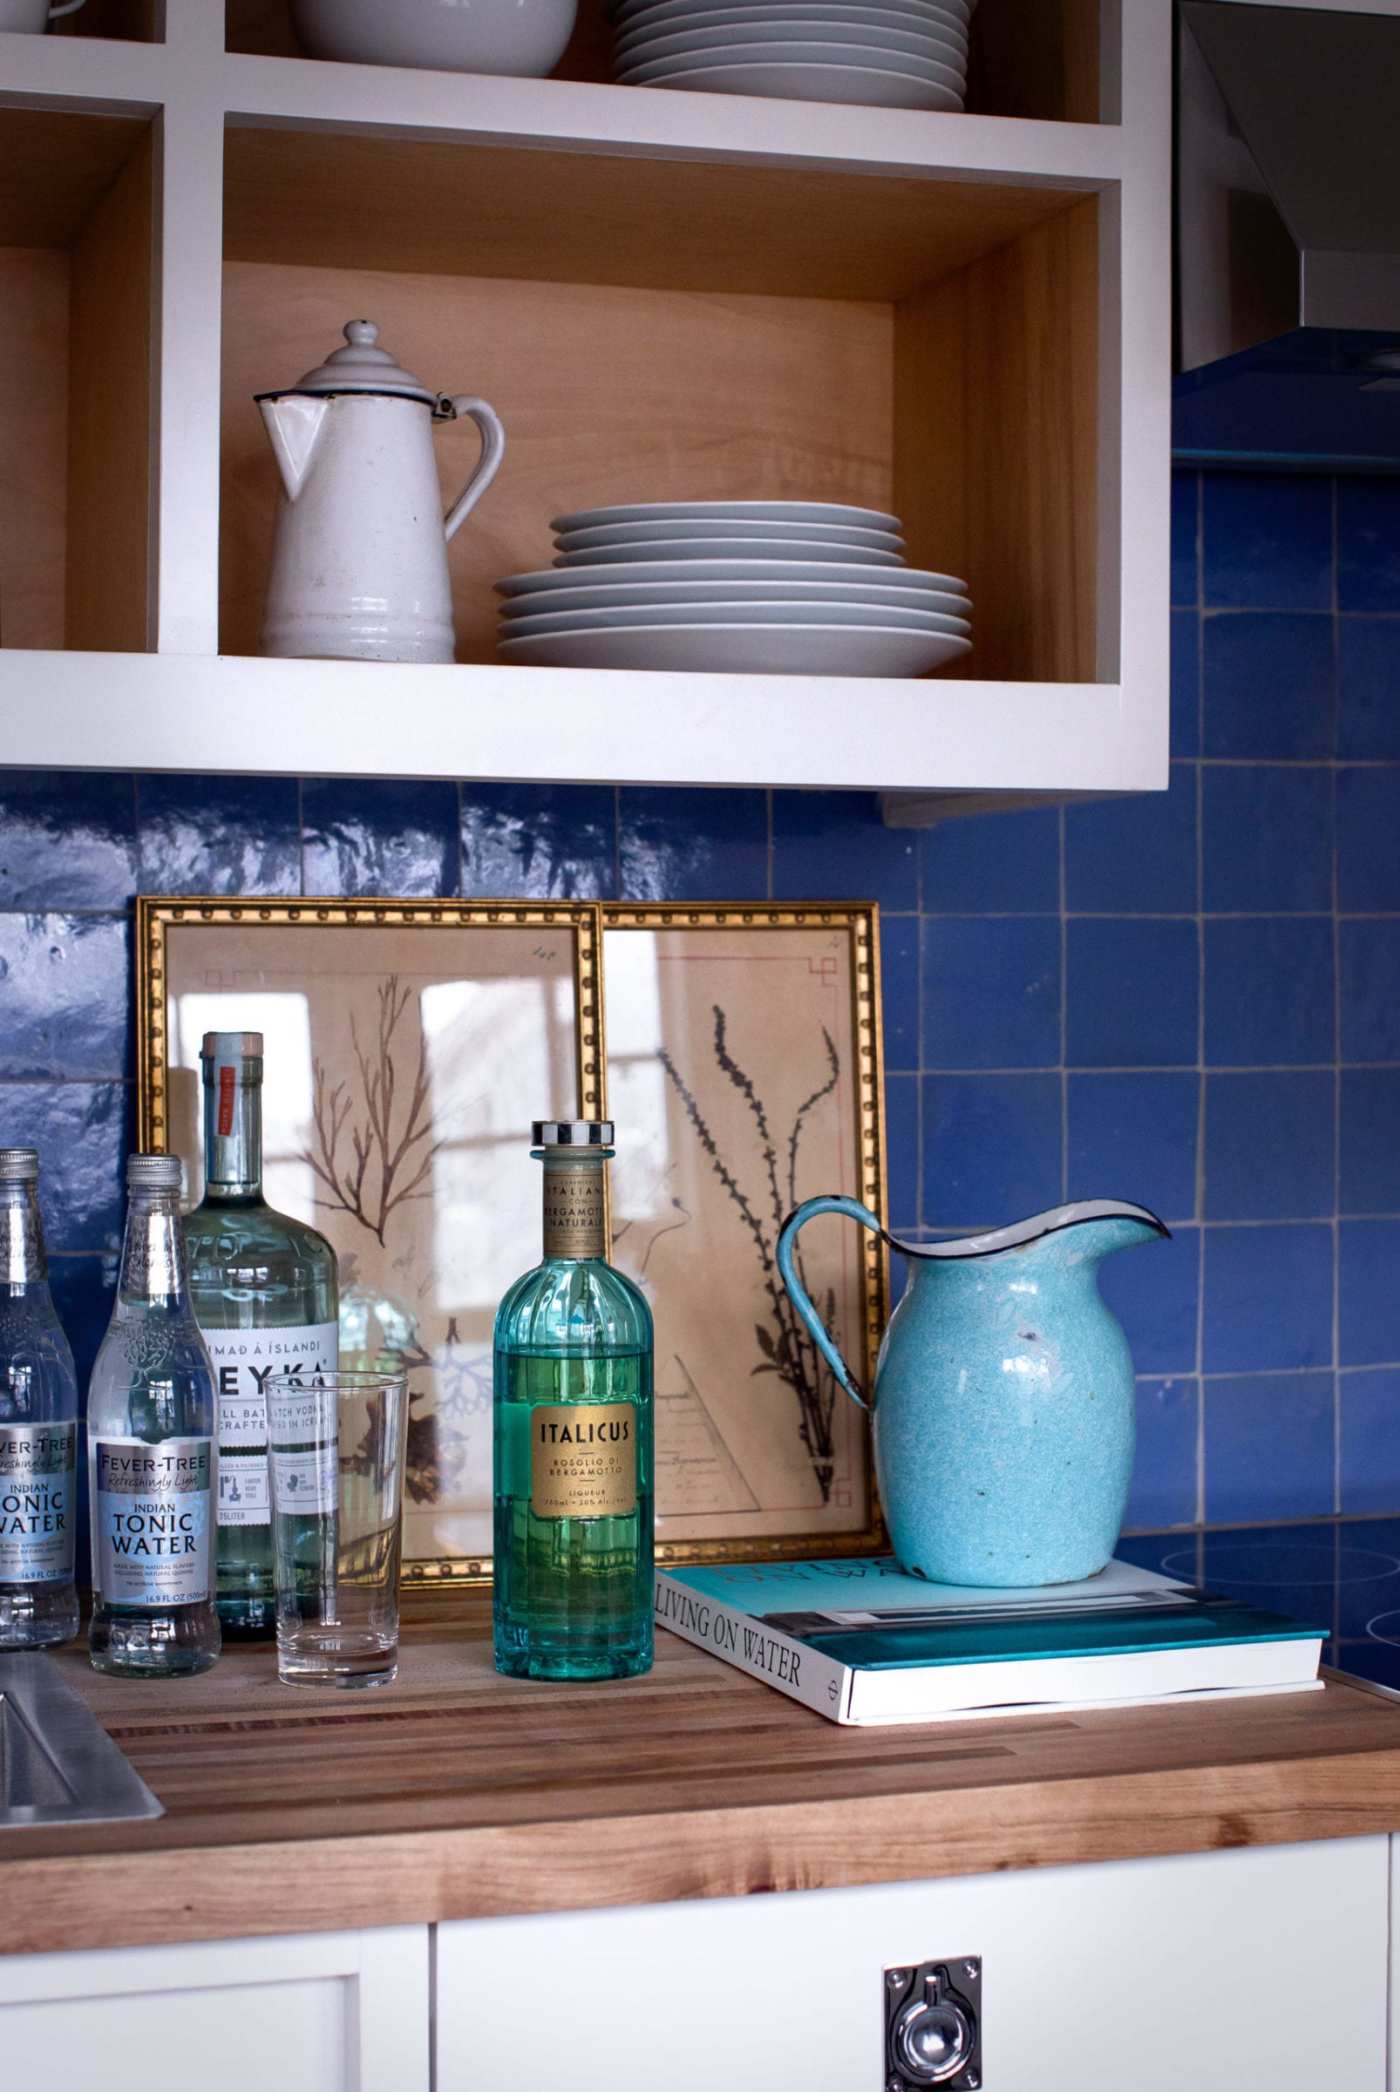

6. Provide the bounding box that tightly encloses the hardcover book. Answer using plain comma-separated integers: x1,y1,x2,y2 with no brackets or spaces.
654,1555,1324,1725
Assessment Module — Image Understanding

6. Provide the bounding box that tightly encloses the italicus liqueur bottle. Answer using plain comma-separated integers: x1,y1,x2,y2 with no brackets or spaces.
0,1148,80,1649
88,1154,221,1678
185,1032,338,1638
493,1121,654,1681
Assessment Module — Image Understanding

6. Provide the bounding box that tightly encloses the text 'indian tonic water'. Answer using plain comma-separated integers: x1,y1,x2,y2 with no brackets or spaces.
0,1148,79,1649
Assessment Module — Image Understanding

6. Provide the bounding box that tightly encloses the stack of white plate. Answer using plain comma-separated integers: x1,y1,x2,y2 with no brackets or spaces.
608,0,972,106
496,501,972,674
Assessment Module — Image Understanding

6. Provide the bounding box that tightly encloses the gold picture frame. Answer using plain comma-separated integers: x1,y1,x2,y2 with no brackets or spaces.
135,895,603,1584
600,902,887,1566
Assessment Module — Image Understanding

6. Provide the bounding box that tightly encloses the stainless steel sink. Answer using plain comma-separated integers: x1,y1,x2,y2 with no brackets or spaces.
0,1654,162,1825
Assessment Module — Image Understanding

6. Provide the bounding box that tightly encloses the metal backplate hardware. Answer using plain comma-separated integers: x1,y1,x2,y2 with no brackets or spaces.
883,1957,982,2090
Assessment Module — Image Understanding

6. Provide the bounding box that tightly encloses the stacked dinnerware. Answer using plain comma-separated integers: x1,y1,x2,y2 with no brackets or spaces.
608,0,972,107
496,500,972,675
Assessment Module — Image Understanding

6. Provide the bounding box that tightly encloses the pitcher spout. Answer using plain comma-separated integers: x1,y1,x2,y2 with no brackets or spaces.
257,393,330,503
900,1199,1169,1265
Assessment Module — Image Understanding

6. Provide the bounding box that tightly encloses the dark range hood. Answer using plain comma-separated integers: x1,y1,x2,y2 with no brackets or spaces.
1175,1,1400,471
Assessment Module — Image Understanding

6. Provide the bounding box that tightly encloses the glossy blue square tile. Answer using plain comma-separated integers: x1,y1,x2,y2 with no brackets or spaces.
1337,767,1400,912
772,791,916,912
1098,1222,1198,1376
1065,1072,1198,1221
1124,1377,1199,1529
0,773,136,909
1337,619,1400,760
1204,1071,1334,1222
303,778,458,897
619,788,767,902
1203,1223,1333,1372
1065,920,1198,1068
137,775,300,897
1170,611,1200,760
919,806,1059,913
1340,920,1400,1062
885,1072,918,1233
459,782,615,900
1340,1368,1400,1514
1334,1515,1400,1633
920,1073,1061,1231
1339,478,1400,612
0,1083,126,1251
0,914,129,1080
1202,614,1334,760
1204,919,1334,1067
48,1252,117,1394
1340,1220,1400,1365
922,918,1060,1069
1203,474,1332,611
1171,470,1199,608
1204,1371,1335,1523
1341,1069,1400,1214
1202,766,1332,912
881,915,918,1073
1065,766,1196,914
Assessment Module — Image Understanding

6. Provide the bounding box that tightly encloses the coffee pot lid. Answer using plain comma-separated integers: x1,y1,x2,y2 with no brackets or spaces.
270,319,437,404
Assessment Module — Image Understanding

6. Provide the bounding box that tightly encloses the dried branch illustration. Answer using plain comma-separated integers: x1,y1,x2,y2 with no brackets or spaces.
302,975,441,1247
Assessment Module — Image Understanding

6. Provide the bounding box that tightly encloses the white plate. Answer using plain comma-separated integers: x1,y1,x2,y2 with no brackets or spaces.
621,39,963,84
499,623,973,675
553,498,902,533
615,0,970,23
623,56,965,102
501,576,970,615
615,0,969,44
553,536,908,567
498,558,968,594
617,16,966,63
555,517,905,553
504,600,972,635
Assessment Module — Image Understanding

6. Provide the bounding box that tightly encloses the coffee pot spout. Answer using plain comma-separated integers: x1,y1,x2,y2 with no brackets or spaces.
258,393,331,504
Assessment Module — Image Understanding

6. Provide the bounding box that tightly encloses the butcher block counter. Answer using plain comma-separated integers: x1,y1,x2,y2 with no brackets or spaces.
4,1590,1400,1960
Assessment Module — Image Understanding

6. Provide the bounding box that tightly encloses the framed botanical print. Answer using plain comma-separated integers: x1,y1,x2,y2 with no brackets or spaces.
600,903,887,1564
136,896,603,1582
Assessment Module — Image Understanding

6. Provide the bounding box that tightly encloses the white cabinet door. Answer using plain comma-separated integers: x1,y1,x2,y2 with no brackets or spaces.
0,1924,429,2092
437,1838,1388,2092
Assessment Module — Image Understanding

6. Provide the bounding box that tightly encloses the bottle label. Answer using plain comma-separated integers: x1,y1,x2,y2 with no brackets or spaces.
207,1321,338,1528
93,1436,214,1607
541,1162,607,1259
530,1402,636,1519
0,1420,76,1583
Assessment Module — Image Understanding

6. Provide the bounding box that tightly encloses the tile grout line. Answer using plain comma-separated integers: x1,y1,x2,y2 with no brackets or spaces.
1058,803,1068,1204
1194,470,1207,1524
1331,472,1344,1516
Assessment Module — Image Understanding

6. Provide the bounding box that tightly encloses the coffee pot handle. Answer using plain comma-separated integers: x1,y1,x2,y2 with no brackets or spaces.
777,1194,883,1413
442,396,506,541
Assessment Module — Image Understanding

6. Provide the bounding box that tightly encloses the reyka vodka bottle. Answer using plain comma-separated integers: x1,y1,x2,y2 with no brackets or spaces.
493,1121,654,1681
88,1154,221,1678
0,1148,80,1648
185,1033,337,1637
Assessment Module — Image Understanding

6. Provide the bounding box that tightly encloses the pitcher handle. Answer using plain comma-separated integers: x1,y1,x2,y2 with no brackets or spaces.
777,1194,883,1413
441,396,506,542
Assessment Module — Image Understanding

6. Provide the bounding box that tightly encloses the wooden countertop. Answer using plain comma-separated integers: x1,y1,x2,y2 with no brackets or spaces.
4,1593,1400,1956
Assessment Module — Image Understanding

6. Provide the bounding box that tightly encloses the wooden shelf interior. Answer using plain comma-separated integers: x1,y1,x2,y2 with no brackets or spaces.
220,127,1101,678
38,0,159,39
0,108,154,652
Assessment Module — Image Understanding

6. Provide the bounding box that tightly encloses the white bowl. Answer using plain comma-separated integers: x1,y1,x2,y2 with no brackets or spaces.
553,536,907,566
555,517,906,553
291,0,578,77
617,15,966,64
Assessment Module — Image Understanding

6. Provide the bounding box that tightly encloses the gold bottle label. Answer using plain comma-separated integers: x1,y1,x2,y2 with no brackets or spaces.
530,1402,636,1519
541,1159,606,1259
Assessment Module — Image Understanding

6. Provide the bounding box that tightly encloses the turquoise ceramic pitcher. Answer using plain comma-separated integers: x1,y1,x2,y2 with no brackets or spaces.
776,1198,1168,1587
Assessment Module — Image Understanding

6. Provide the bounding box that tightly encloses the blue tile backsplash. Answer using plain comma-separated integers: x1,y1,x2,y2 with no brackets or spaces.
3,468,1399,1534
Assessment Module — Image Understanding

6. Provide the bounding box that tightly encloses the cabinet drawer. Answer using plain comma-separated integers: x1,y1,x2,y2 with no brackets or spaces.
437,1838,1387,2092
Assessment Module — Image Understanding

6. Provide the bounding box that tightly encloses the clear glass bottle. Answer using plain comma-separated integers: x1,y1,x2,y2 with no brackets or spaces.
88,1154,221,1678
184,1032,338,1639
0,1148,80,1649
493,1120,654,1681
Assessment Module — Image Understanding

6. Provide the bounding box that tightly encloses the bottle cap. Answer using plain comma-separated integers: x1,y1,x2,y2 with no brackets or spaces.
127,1152,184,1191
0,1147,39,1184
532,1120,615,1147
201,1031,263,1059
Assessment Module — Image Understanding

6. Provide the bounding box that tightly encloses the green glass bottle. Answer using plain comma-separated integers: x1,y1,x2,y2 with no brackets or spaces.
493,1120,653,1681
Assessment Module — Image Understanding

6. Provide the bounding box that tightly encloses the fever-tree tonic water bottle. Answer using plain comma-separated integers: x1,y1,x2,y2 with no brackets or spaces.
493,1120,654,1681
88,1154,220,1678
185,1033,337,1638
0,1149,80,1649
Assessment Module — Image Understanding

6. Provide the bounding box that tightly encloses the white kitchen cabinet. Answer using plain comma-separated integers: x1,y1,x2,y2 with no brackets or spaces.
436,1838,1389,2091
0,1924,430,2092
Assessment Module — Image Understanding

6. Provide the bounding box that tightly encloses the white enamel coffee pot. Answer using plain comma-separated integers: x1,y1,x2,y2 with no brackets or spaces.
0,0,86,28
257,319,505,664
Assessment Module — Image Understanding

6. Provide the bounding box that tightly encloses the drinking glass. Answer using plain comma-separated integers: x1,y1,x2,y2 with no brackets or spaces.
267,1366,407,1688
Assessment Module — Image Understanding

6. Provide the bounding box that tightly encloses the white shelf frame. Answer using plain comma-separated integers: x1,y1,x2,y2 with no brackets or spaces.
0,0,1171,806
